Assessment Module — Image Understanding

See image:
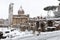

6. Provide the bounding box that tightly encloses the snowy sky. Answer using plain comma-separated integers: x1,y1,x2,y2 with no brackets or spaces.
0,0,59,19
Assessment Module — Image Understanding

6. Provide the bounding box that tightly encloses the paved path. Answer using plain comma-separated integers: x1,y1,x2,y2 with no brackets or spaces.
1,30,60,40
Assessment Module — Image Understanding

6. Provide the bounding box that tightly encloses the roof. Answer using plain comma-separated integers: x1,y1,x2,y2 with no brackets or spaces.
13,15,29,18
46,18,60,21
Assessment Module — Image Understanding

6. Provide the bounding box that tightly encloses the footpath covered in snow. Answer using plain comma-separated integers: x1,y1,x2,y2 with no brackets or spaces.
14,30,60,40
0,28,60,40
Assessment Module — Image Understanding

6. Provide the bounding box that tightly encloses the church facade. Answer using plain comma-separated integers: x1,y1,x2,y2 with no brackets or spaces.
12,6,29,27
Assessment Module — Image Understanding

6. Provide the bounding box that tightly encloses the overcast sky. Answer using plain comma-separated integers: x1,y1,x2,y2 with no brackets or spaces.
0,0,59,19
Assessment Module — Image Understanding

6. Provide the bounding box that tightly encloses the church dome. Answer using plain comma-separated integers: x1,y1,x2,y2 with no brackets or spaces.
18,6,24,15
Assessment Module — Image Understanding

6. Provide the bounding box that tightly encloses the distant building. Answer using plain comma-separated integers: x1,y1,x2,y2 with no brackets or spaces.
0,19,9,27
12,6,29,27
0,19,4,25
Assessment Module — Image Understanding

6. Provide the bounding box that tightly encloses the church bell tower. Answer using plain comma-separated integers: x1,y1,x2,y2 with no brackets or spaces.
9,3,14,26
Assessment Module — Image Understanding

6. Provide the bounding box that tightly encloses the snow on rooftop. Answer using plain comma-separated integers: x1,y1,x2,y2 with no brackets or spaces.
46,18,60,20
47,27,56,28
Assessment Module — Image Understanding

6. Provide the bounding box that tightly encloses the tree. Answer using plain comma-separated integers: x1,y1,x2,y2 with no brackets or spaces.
50,6,57,11
44,6,57,11
58,0,60,5
44,6,57,17
58,0,60,1
44,6,52,17
44,6,51,11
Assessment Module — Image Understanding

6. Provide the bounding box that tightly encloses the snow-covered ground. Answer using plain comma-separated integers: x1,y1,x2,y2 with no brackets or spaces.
0,27,60,40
